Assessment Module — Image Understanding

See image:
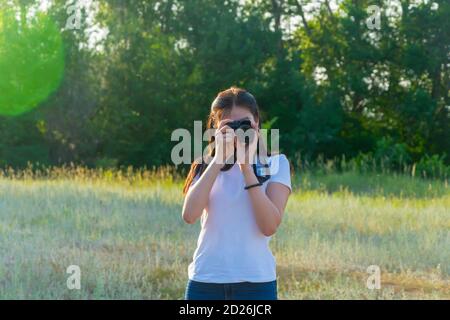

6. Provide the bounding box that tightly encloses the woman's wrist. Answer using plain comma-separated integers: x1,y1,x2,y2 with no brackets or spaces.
241,164,259,184
210,156,225,171
239,163,253,174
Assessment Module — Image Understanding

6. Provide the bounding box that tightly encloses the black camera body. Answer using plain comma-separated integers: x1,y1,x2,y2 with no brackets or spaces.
227,119,254,145
227,119,253,132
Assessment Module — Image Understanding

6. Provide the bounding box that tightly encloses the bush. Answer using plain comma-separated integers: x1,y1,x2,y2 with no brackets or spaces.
415,154,449,179
374,137,411,171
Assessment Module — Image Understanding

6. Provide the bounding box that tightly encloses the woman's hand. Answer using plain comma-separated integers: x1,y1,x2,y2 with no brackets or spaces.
213,121,235,167
236,123,259,172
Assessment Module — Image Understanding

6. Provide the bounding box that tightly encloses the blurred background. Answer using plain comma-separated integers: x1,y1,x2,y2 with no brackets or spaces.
0,0,449,300
0,0,449,174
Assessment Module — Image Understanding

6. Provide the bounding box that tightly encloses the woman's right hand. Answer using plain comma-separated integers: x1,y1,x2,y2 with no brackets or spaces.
214,121,235,166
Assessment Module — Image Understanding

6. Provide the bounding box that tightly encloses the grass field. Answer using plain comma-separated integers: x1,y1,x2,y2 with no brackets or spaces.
0,168,448,299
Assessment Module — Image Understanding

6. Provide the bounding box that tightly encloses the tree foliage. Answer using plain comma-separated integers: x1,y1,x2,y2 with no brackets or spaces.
0,0,448,168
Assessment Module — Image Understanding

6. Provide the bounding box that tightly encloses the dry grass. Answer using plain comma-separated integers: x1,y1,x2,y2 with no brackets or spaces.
0,167,448,299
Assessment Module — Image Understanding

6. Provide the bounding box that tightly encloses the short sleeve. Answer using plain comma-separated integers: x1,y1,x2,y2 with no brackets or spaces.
267,154,292,192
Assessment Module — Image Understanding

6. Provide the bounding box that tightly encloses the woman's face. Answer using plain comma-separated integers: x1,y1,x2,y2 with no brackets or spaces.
217,106,258,130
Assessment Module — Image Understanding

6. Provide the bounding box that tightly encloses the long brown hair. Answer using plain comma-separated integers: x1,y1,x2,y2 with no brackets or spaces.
182,86,265,194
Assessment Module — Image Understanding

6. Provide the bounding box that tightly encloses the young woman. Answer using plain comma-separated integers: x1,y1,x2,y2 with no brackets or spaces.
182,86,291,300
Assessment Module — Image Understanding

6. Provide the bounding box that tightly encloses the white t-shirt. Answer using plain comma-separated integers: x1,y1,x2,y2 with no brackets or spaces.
187,154,292,283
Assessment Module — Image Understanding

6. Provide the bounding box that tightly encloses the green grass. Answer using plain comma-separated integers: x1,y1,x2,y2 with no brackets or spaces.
0,170,448,299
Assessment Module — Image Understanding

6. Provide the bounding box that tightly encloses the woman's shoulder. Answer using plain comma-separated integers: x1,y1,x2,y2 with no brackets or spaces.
268,153,289,166
265,153,292,190
268,153,288,162
267,153,290,175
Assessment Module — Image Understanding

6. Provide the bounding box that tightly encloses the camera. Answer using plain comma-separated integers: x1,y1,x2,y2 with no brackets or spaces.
227,119,255,145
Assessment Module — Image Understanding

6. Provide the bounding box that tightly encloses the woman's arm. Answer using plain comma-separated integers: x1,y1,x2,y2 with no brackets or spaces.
181,158,222,224
241,165,291,236
182,123,235,224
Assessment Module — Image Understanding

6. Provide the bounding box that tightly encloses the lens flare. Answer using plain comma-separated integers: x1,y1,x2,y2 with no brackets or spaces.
0,8,64,116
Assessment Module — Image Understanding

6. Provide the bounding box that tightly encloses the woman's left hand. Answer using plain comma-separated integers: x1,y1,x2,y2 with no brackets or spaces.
236,123,259,172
